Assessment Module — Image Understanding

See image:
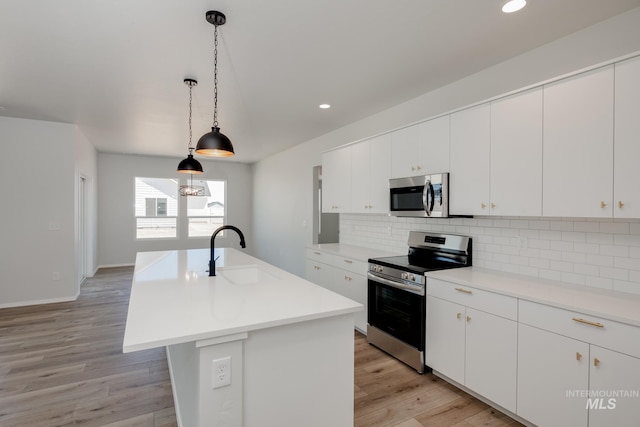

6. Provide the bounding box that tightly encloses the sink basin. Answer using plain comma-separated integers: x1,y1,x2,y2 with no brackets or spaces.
217,265,279,285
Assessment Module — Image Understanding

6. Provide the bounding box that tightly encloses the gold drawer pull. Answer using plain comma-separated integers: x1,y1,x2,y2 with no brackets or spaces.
594,358,600,367
344,275,352,281
313,251,321,255
456,312,461,319
601,201,607,209
343,259,353,264
572,317,604,328
576,352,582,361
618,201,624,209
466,315,471,322
455,287,473,295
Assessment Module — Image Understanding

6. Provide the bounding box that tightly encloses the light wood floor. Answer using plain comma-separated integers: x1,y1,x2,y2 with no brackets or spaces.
1,267,525,427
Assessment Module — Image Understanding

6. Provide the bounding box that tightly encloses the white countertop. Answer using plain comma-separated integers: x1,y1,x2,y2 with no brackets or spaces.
307,243,401,261
427,267,640,327
123,248,362,353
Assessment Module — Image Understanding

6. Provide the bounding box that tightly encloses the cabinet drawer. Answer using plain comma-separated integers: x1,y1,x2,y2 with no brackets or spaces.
306,248,331,263
332,255,367,275
519,300,640,358
427,278,517,320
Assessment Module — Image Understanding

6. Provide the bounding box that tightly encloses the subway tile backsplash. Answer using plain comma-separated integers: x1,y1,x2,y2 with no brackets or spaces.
339,214,640,295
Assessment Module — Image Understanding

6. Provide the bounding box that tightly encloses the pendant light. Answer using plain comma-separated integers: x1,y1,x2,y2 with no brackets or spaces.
195,10,235,157
177,78,204,174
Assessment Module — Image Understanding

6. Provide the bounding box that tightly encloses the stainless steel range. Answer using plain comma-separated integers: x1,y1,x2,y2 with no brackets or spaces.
367,231,472,373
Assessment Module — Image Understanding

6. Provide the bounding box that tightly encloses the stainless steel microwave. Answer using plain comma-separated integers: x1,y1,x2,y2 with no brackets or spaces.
389,173,449,217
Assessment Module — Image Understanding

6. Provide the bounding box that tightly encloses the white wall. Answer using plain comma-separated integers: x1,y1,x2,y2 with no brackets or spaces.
252,7,640,278
0,117,97,307
98,153,253,267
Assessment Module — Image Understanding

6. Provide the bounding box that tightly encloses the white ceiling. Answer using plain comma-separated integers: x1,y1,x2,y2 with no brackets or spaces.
1,0,639,163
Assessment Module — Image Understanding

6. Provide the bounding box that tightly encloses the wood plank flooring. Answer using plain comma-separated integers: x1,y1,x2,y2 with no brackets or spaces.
1,267,525,427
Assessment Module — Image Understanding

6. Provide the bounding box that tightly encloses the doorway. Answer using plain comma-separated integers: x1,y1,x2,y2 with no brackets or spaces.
312,165,339,244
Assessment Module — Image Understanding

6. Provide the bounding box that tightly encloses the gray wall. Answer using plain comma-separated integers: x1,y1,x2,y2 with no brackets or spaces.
97,153,253,267
0,116,97,307
251,7,640,278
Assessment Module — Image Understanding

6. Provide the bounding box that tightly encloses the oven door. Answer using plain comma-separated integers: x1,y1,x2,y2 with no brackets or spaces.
367,273,425,350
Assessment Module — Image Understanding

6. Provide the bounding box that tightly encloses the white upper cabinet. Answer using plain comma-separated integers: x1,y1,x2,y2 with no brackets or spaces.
542,66,614,217
322,147,351,213
614,56,640,218
391,125,420,178
390,115,450,179
450,104,491,216
351,134,391,214
490,88,543,216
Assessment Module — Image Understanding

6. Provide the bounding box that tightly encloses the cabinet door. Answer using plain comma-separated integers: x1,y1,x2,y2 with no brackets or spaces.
425,296,465,384
543,66,614,217
614,56,640,218
465,308,517,413
490,88,543,216
449,104,491,215
390,125,419,178
517,324,589,427
589,346,640,426
304,259,334,291
367,134,391,213
417,115,450,174
350,141,370,214
322,147,352,212
334,270,367,332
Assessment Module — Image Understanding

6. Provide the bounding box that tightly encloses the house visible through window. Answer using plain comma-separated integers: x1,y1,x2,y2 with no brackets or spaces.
135,178,178,239
134,177,226,239
187,180,226,237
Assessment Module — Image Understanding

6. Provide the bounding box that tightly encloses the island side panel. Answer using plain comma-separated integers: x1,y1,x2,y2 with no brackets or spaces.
243,313,355,427
166,342,198,427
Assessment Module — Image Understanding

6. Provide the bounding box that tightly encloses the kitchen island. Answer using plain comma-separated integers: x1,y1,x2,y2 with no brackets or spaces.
123,248,361,427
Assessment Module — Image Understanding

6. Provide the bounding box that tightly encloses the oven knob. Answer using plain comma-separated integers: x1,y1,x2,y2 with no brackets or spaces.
377,266,383,273
409,273,415,281
401,272,408,280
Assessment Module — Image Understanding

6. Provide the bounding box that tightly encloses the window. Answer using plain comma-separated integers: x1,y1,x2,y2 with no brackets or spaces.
134,177,226,239
135,178,178,239
187,180,226,237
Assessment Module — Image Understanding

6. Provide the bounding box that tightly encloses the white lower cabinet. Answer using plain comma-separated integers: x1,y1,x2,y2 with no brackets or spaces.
518,299,640,427
517,323,590,427
426,280,517,413
305,249,368,332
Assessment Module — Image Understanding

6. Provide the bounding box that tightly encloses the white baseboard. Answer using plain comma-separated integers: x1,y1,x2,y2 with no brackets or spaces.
96,263,135,270
0,291,80,309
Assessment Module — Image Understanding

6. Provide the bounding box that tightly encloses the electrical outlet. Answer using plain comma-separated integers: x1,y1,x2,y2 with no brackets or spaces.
212,357,231,389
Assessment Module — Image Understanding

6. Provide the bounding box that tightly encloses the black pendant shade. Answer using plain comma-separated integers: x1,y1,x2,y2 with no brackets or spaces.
177,154,203,174
195,126,235,157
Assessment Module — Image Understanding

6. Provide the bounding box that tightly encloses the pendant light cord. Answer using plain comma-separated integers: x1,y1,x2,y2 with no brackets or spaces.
188,81,194,153
213,21,219,128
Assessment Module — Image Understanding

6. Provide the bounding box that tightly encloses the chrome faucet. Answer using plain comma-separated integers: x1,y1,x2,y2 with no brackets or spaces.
209,225,246,276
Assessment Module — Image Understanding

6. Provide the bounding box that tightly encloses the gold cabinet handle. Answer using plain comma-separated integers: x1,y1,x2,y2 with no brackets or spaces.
619,201,624,209
343,259,353,264
455,287,473,295
601,201,607,208
456,312,462,319
466,315,471,322
572,317,604,328
491,203,496,209
313,251,321,255
576,352,582,361
314,265,320,270
481,203,486,209
594,358,600,367
344,275,352,281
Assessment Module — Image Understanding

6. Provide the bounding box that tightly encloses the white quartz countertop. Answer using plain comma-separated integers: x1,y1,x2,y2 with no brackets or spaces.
427,267,640,327
123,248,362,353
307,243,401,261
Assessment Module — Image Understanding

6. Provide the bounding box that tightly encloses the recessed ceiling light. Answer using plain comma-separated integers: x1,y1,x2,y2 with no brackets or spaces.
319,104,331,109
502,0,526,13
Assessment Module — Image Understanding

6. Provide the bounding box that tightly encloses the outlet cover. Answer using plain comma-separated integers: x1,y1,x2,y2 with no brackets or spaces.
212,357,231,389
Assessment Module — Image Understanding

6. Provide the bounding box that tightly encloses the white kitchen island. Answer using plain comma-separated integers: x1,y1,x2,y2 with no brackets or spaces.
123,248,361,427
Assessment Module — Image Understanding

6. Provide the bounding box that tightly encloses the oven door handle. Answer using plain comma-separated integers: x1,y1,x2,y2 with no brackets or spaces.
367,272,425,296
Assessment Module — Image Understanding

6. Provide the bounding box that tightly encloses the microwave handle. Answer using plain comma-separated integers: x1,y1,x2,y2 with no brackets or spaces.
423,179,435,216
